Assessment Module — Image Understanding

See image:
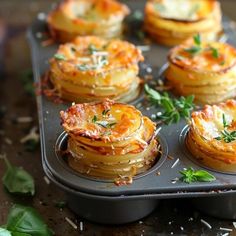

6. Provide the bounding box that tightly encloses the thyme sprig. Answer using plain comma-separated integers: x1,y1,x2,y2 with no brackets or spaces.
144,84,194,125
91,110,116,129
184,33,202,55
215,114,236,143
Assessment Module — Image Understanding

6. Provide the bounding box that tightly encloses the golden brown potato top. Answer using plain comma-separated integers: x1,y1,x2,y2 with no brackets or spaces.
50,36,144,76
169,40,236,73
60,99,146,141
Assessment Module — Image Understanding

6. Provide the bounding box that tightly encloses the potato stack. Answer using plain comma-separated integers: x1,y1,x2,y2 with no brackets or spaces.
187,100,236,173
166,35,236,104
144,0,222,46
60,99,159,179
47,0,130,43
49,36,144,103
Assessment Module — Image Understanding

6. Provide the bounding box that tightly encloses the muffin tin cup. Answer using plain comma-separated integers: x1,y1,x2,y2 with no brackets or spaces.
28,0,236,223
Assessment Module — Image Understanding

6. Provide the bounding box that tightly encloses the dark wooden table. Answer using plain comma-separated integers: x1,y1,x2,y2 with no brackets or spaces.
1,1,236,235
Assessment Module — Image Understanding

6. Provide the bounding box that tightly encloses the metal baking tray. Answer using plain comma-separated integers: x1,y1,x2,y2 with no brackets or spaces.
28,1,236,223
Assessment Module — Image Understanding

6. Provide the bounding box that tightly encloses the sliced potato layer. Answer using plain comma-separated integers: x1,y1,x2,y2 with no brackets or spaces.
144,0,222,46
166,39,236,104
60,99,159,179
47,0,130,42
49,36,144,103
186,100,236,173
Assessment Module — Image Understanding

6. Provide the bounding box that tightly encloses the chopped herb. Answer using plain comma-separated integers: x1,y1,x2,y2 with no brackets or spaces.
71,47,76,52
193,33,201,46
92,115,98,123
1,154,35,196
215,114,236,143
88,44,98,55
215,130,236,143
184,46,201,55
154,3,166,12
102,109,110,116
54,54,66,60
185,34,202,55
180,167,216,183
222,113,228,128
219,61,225,65
144,84,194,125
95,120,109,128
210,47,219,58
1,204,53,236
77,56,108,71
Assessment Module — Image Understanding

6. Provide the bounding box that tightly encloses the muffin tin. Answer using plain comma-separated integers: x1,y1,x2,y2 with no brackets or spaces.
28,0,236,223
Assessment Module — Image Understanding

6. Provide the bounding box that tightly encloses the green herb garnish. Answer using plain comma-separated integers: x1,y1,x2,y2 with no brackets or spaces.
102,109,110,116
77,56,108,71
184,46,201,54
219,61,225,66
1,154,35,196
54,54,66,60
95,121,116,128
92,115,98,123
144,84,194,125
215,130,236,143
185,34,202,55
215,114,236,143
222,113,228,128
175,55,186,61
88,44,98,55
0,204,53,236
210,47,219,58
193,33,201,46
180,167,216,184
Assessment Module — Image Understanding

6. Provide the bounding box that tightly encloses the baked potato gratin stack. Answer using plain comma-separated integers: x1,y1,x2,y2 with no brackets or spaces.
186,100,236,173
49,36,144,103
47,0,129,42
166,35,236,104
144,0,222,46
60,99,159,180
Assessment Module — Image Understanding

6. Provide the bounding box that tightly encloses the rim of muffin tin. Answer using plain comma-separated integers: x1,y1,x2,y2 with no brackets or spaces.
43,131,168,188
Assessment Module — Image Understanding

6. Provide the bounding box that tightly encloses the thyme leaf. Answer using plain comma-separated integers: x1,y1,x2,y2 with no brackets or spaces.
54,54,66,60
144,84,194,125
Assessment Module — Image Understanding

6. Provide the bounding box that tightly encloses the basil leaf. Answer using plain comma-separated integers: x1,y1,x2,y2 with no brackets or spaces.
193,170,216,182
2,155,35,196
0,227,12,236
180,167,216,184
6,205,53,236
